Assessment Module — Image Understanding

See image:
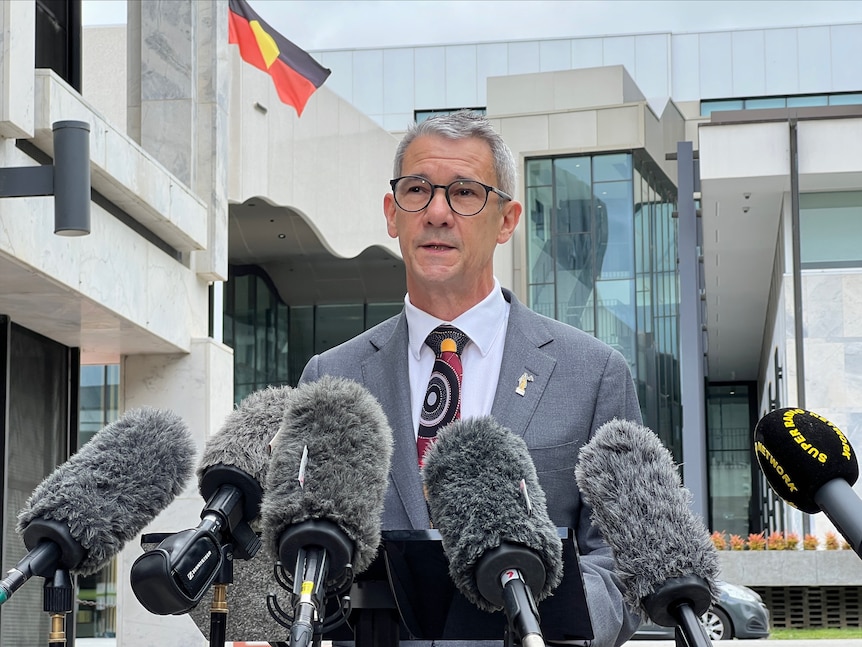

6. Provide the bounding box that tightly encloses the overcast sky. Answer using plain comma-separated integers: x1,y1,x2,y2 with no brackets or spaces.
82,0,862,51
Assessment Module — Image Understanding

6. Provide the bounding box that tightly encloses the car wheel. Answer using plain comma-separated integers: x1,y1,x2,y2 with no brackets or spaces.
701,607,733,640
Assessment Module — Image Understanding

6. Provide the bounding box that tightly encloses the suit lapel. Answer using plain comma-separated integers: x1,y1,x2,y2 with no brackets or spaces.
361,315,430,529
491,291,557,438
358,293,555,527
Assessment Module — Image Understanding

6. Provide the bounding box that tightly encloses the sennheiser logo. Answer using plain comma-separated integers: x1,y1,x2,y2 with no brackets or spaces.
187,550,213,581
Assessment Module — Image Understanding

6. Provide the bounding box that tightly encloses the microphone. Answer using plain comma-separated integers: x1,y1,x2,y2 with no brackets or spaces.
131,385,293,615
754,407,862,556
2,407,193,605
421,416,563,647
574,418,719,646
260,375,393,647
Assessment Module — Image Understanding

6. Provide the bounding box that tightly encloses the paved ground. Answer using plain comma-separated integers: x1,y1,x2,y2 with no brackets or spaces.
80,639,862,646
78,634,862,646
624,641,861,646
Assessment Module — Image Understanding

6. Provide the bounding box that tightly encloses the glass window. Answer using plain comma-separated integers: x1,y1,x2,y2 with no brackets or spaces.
76,363,120,641
800,191,862,267
706,384,755,536
787,95,828,107
526,186,554,284
744,97,787,110
526,158,553,186
700,99,743,116
596,180,635,279
224,268,407,396
315,304,364,354
366,302,403,327
525,151,679,449
529,283,557,321
702,92,862,117
288,305,314,385
555,233,596,332
415,107,486,123
829,93,862,106
593,153,631,182
554,158,592,234
4,324,72,644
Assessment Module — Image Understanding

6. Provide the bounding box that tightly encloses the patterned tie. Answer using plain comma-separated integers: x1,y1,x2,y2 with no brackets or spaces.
417,325,470,466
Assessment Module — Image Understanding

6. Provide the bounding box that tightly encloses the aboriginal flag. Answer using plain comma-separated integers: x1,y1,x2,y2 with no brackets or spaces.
228,0,331,116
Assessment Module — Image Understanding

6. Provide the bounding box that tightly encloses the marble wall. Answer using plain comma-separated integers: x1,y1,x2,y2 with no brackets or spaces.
1,3,235,644
761,200,862,540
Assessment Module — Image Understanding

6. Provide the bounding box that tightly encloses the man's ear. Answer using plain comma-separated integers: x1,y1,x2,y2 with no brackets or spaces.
384,193,398,239
497,199,522,245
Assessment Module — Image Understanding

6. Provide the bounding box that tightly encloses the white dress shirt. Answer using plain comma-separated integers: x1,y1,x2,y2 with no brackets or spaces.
404,278,510,436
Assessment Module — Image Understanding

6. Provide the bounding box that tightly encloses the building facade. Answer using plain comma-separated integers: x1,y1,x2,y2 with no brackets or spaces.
1,0,861,643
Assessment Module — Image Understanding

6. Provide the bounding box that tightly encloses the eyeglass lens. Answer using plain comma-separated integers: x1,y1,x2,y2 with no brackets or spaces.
394,177,489,216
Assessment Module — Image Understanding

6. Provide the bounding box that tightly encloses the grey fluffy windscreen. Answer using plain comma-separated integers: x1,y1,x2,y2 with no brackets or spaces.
574,418,719,617
421,416,563,613
196,385,293,491
260,376,393,574
17,407,194,576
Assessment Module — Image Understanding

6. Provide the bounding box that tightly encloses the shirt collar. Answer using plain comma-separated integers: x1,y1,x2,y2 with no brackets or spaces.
405,278,507,359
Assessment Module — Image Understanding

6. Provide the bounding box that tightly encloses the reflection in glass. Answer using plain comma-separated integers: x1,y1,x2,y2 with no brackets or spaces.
524,151,680,457
78,364,121,640
707,384,755,537
800,191,862,267
224,269,403,400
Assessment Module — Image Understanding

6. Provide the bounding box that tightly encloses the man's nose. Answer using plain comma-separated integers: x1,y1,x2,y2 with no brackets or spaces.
425,186,455,223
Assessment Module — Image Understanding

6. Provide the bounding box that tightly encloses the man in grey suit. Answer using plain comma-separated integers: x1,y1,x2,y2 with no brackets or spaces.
300,111,641,647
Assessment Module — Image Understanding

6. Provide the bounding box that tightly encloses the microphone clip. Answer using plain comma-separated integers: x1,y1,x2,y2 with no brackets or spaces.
266,520,356,640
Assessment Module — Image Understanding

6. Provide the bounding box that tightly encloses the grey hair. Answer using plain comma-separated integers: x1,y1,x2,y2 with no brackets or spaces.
393,110,518,196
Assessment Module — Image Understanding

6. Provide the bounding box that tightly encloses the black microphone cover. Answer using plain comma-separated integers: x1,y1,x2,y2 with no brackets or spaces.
196,385,293,514
421,416,563,612
754,407,858,514
17,407,194,575
575,418,719,619
261,376,393,574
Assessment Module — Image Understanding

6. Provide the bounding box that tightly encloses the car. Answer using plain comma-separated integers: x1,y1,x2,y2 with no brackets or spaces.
631,580,770,641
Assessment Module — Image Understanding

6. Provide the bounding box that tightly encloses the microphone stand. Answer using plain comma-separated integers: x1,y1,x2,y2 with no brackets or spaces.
43,568,73,646
673,603,713,647
209,543,234,647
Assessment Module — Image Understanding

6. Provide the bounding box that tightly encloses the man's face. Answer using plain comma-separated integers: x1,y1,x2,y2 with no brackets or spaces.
384,134,521,312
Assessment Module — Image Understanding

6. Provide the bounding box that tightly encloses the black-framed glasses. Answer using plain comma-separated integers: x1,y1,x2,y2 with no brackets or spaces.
389,175,512,217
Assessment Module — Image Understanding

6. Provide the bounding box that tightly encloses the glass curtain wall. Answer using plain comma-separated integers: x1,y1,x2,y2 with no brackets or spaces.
224,267,402,403
706,383,758,536
524,152,681,453
76,365,121,640
1,320,76,646
799,191,862,268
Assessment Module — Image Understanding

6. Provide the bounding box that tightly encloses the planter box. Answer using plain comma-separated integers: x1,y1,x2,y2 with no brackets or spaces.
718,549,862,586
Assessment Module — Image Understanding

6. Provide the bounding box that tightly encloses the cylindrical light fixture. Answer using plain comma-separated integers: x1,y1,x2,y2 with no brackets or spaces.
52,120,91,236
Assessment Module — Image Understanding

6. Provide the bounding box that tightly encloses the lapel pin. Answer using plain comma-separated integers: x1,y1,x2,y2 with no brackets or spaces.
516,372,534,396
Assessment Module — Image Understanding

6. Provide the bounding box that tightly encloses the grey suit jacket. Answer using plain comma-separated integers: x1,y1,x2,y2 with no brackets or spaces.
300,288,642,647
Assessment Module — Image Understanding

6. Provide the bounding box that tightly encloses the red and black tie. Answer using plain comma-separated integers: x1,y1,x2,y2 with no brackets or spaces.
417,325,470,466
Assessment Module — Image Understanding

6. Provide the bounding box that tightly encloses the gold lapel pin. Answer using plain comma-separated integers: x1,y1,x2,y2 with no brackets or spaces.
516,372,534,396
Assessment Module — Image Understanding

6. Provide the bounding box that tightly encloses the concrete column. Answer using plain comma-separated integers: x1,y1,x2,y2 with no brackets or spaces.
0,0,35,138
116,338,234,647
128,0,229,281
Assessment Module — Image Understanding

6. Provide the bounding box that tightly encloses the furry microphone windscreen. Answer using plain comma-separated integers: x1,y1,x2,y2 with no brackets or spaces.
574,418,719,619
421,416,563,613
754,407,858,513
17,407,194,575
196,385,293,511
261,376,393,574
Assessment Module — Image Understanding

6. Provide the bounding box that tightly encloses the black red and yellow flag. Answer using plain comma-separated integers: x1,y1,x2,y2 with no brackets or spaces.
228,0,331,116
